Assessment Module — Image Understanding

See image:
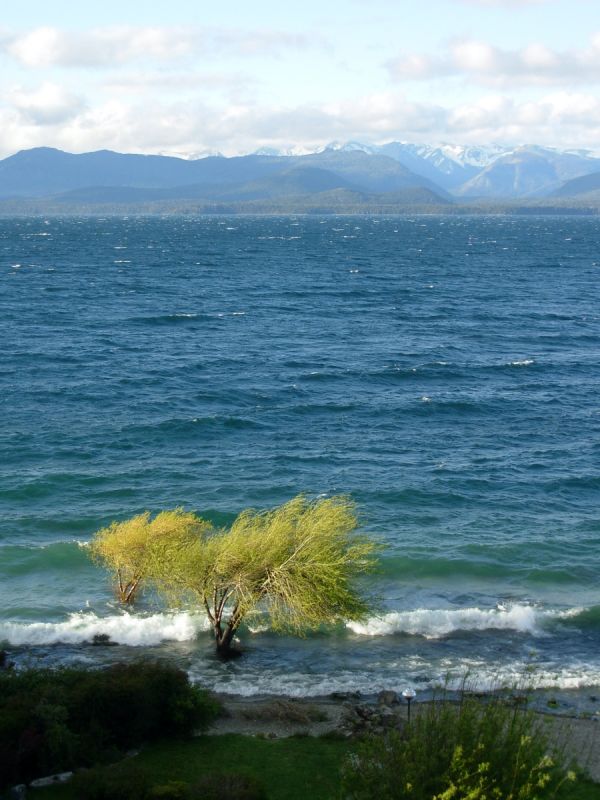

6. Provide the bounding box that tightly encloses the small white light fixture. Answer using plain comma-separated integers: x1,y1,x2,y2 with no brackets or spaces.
402,687,417,722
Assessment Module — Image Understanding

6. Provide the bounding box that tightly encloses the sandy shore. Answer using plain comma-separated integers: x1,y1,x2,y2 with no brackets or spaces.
206,693,600,782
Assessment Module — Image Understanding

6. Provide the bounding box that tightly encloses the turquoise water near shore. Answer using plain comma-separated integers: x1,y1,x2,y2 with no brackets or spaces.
1,215,600,704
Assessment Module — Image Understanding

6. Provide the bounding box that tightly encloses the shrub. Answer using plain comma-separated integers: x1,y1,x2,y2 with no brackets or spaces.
341,692,576,800
64,661,218,749
0,662,219,789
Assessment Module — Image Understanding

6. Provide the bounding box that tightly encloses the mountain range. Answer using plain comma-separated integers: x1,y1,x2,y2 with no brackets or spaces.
1,142,600,212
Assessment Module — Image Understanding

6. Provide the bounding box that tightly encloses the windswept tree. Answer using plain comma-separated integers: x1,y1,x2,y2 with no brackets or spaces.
91,495,379,657
89,508,210,604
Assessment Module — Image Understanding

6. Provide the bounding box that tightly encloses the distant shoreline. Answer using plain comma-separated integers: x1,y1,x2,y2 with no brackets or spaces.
0,205,598,216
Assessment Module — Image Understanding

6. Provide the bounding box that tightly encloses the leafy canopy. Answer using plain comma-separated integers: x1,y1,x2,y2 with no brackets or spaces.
162,494,379,633
91,495,379,648
89,508,210,604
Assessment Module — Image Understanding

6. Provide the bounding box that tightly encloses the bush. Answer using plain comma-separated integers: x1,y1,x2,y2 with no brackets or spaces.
65,661,218,749
0,662,219,789
341,692,576,800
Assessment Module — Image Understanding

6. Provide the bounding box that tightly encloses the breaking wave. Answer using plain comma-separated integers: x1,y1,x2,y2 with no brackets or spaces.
346,604,585,639
191,664,600,698
0,611,211,647
2,603,592,647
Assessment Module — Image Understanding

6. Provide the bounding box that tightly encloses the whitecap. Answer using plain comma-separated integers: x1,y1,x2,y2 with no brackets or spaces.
0,611,210,647
346,604,585,639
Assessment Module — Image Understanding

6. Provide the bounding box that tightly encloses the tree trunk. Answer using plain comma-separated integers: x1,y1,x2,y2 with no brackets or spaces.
117,570,141,604
213,621,241,659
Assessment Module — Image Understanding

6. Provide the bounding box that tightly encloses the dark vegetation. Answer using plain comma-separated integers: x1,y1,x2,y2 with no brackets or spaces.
0,662,219,790
2,663,597,799
67,766,268,800
37,735,348,800
36,732,597,800
0,196,597,216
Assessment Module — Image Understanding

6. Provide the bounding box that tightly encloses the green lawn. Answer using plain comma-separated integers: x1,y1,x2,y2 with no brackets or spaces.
37,734,349,800
35,734,599,800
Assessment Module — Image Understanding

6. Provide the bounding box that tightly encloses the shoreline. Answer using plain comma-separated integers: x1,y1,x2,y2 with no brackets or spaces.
206,691,600,782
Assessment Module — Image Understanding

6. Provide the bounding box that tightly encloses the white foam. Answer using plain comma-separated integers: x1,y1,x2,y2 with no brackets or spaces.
188,666,396,698
446,663,600,692
347,605,583,639
510,359,534,366
0,611,210,647
0,538,89,551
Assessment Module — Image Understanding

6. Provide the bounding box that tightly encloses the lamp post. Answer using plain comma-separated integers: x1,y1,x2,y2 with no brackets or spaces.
402,687,416,723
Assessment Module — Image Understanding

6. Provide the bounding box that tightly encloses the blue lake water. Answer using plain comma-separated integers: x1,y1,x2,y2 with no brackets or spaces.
1,214,600,706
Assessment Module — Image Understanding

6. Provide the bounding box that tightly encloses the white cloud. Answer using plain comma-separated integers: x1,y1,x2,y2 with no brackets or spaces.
3,25,315,69
10,82,86,125
387,34,600,86
3,88,600,158
6,26,183,67
446,92,600,140
101,70,258,97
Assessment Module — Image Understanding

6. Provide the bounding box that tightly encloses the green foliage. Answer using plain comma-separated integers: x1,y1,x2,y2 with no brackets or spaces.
341,693,576,800
89,509,211,603
29,733,599,800
0,662,219,789
91,495,380,653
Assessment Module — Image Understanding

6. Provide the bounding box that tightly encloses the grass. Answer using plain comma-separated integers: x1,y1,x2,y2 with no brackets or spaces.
34,733,599,800
36,735,350,800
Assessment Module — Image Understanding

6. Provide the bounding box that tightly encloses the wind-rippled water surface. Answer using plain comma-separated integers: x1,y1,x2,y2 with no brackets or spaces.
1,215,600,705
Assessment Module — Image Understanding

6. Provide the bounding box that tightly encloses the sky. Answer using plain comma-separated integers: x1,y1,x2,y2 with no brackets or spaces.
0,0,598,157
